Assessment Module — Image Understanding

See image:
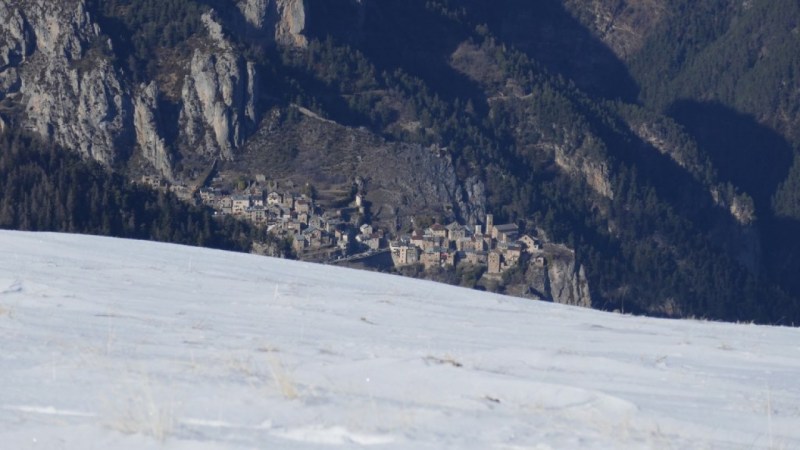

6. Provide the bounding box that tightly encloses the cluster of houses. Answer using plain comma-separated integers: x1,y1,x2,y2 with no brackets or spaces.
140,175,195,202
198,182,386,259
140,175,386,260
139,175,544,275
390,214,545,275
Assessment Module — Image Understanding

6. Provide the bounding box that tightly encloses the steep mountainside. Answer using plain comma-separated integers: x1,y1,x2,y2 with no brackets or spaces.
564,0,800,315
1,0,799,323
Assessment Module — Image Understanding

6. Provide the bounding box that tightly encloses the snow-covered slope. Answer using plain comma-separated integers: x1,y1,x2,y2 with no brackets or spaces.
1,231,798,449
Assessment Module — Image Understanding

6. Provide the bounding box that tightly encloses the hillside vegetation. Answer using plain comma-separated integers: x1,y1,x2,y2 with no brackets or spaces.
0,130,277,253
3,0,800,324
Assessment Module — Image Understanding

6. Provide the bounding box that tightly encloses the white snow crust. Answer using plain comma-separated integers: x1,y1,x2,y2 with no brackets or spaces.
1,231,799,449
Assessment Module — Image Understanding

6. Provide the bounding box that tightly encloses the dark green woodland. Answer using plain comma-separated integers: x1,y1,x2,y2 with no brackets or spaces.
3,0,800,324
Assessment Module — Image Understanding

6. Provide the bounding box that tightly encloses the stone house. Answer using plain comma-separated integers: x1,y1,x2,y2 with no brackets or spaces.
231,195,251,215
247,206,267,223
421,249,442,270
391,244,419,267
285,220,303,235
267,205,284,218
303,226,329,248
362,233,382,250
359,224,373,236
457,236,487,252
218,196,233,209
446,222,468,241
270,217,288,232
519,235,542,252
280,193,295,210
455,237,470,252
141,175,165,189
410,230,426,247
442,250,456,267
267,191,283,206
501,242,522,264
463,250,488,265
325,218,344,233
247,185,265,199
295,199,312,214
487,250,502,274
335,229,350,250
427,223,448,239
419,237,442,252
421,247,455,269
492,223,519,243
482,234,493,249
298,212,310,225
293,234,308,252
199,188,220,205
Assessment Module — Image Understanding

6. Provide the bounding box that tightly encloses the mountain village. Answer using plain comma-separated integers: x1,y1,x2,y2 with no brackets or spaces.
141,175,548,277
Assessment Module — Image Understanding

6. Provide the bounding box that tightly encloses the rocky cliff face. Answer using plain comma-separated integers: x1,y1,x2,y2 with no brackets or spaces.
562,0,667,61
451,41,615,201
5,0,785,320
180,12,259,161
361,143,487,228
133,82,172,178
237,108,487,229
236,0,307,48
274,0,307,48
523,244,593,308
0,1,282,171
1,0,134,165
0,3,33,98
551,133,614,200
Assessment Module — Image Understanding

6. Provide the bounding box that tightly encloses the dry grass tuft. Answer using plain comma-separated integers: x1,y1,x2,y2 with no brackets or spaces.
268,355,298,400
104,375,175,442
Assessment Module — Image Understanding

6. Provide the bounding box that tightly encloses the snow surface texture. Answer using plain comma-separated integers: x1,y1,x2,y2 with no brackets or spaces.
1,231,799,449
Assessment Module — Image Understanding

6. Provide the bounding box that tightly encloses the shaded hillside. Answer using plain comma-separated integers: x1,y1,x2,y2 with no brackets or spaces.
2,0,800,324
619,0,800,217
0,130,279,254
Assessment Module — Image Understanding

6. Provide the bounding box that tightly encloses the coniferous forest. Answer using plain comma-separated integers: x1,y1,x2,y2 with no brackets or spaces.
0,131,272,253
3,0,800,325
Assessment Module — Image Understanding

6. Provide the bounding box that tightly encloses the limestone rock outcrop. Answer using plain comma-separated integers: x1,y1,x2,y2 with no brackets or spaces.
1,1,268,168
0,3,33,99
524,244,593,308
238,0,270,29
236,0,307,48
241,108,487,229
1,0,134,165
180,12,259,160
274,0,307,48
562,0,667,61
552,136,614,200
134,83,172,178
